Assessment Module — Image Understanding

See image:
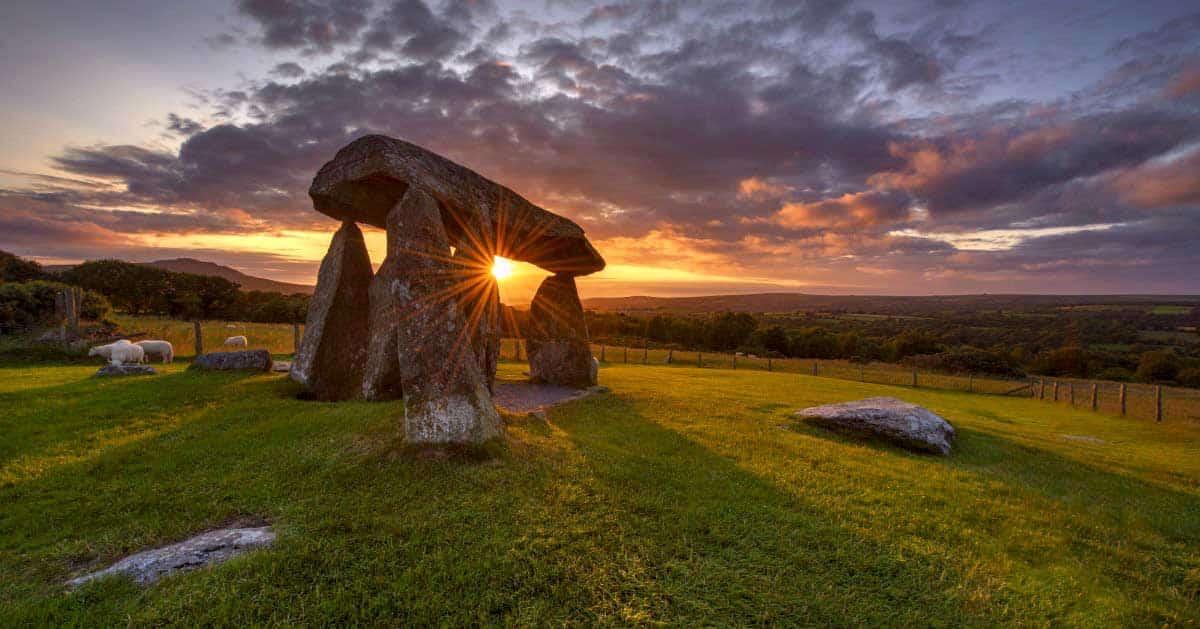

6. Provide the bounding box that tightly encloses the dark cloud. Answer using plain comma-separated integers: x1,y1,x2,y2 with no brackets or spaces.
3,0,1199,292
236,0,372,54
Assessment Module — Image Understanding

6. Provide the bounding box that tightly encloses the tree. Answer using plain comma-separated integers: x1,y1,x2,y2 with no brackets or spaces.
1135,350,1179,383
0,250,43,283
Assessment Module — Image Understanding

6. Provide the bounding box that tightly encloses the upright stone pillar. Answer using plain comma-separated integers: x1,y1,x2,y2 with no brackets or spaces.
387,189,503,444
361,211,406,401
291,221,373,400
451,242,501,392
527,273,595,388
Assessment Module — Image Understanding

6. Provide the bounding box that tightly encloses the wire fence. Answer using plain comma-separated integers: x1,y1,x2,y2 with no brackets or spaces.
498,338,1200,425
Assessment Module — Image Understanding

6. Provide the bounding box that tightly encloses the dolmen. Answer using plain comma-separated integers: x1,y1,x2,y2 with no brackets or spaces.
292,135,605,445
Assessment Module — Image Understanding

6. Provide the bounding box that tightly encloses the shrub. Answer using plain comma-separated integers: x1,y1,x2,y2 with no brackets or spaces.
1135,350,1179,383
1175,368,1200,388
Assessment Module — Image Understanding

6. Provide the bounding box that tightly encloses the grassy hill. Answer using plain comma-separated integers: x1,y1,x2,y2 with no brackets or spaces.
1,360,1197,624
43,258,314,295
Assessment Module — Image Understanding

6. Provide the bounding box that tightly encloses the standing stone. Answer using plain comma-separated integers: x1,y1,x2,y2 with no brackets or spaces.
361,212,407,401
451,243,501,392
291,221,373,400
527,274,595,388
386,189,503,444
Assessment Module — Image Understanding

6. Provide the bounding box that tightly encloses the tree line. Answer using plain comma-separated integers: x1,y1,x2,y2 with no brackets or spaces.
1,251,309,326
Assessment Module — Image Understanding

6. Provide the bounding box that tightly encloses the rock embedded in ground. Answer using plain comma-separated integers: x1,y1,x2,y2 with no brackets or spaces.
290,221,373,400
796,397,956,455
94,364,157,377
190,350,273,372
526,274,596,389
309,134,605,275
492,382,610,413
68,526,275,587
270,361,292,373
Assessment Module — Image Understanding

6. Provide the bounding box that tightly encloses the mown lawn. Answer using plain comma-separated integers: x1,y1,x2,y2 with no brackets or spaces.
0,359,1198,625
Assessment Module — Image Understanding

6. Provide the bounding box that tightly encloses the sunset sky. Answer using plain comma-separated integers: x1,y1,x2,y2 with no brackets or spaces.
1,0,1198,302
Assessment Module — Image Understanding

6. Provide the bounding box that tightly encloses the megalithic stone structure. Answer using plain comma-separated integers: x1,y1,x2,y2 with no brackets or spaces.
527,273,596,388
385,188,502,444
290,221,373,400
298,135,605,445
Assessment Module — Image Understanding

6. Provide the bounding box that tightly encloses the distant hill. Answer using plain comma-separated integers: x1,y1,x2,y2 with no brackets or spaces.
581,292,1200,314
145,258,313,294
43,257,314,295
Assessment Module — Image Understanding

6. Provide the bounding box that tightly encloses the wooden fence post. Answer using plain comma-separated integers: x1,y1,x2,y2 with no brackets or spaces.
623,345,628,363
193,320,203,357
600,345,605,362
968,373,973,392
1155,386,1163,422
767,357,772,372
1039,378,1046,400
666,349,673,364
812,361,818,376
732,354,737,369
643,345,648,363
698,351,703,367
1069,382,1075,406
911,366,918,387
292,323,300,353
1119,383,1127,416
1053,381,1059,402
1090,384,1098,411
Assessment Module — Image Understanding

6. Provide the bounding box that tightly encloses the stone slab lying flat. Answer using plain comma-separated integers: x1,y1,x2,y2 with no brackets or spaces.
271,360,292,372
68,526,275,587
796,397,955,455
94,364,157,377
492,383,610,413
189,350,273,372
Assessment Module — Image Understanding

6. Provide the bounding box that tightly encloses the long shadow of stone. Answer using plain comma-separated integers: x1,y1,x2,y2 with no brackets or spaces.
549,395,1200,624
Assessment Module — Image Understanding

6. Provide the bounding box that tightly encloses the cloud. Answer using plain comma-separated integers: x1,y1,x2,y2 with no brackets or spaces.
236,0,372,54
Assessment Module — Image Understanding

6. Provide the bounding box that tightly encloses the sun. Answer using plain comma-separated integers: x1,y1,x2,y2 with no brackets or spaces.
491,256,514,281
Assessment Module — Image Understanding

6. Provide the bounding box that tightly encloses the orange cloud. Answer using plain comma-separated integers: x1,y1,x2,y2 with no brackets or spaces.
1112,148,1200,208
773,190,910,229
737,177,791,199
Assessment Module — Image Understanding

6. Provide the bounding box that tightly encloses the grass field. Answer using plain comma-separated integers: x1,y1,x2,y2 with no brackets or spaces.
111,315,303,358
1,357,1198,624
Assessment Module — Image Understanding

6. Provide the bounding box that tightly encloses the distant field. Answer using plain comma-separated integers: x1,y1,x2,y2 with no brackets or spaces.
1,359,1197,624
1151,305,1193,315
112,315,302,358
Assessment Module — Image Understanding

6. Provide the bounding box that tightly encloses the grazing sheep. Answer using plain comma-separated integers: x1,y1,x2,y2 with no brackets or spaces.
135,340,174,364
224,335,248,347
109,342,145,366
88,339,132,361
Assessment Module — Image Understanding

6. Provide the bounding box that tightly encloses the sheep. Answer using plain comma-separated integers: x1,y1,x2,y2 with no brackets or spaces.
88,339,132,361
223,335,248,347
108,342,145,366
135,340,174,364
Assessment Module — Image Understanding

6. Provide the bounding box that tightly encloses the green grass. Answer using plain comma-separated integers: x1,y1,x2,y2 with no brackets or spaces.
1151,305,1193,315
111,315,302,358
1,360,1198,625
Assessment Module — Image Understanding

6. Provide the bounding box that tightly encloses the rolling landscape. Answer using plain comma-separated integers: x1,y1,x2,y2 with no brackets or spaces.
1,0,1198,625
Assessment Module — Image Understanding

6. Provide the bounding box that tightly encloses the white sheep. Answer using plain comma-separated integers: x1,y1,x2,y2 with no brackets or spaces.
108,342,145,366
135,340,174,364
88,339,132,361
224,335,248,347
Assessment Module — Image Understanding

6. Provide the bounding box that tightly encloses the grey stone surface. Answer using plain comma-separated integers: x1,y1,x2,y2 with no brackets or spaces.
492,383,610,413
94,364,157,377
796,397,956,455
290,221,373,400
190,349,273,372
360,210,407,402
309,134,605,275
68,527,275,587
527,274,596,388
452,242,501,393
271,361,292,373
385,189,503,444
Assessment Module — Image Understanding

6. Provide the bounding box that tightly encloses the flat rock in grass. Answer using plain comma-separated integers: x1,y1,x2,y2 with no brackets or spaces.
190,349,272,372
271,360,292,373
94,364,157,377
796,397,955,455
492,383,610,413
68,526,275,587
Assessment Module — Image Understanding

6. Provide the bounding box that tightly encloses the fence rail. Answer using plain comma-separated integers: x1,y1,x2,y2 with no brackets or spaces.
497,338,1200,425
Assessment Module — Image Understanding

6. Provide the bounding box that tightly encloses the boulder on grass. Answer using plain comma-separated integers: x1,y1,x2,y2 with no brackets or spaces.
95,364,157,377
190,349,273,372
796,397,955,455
